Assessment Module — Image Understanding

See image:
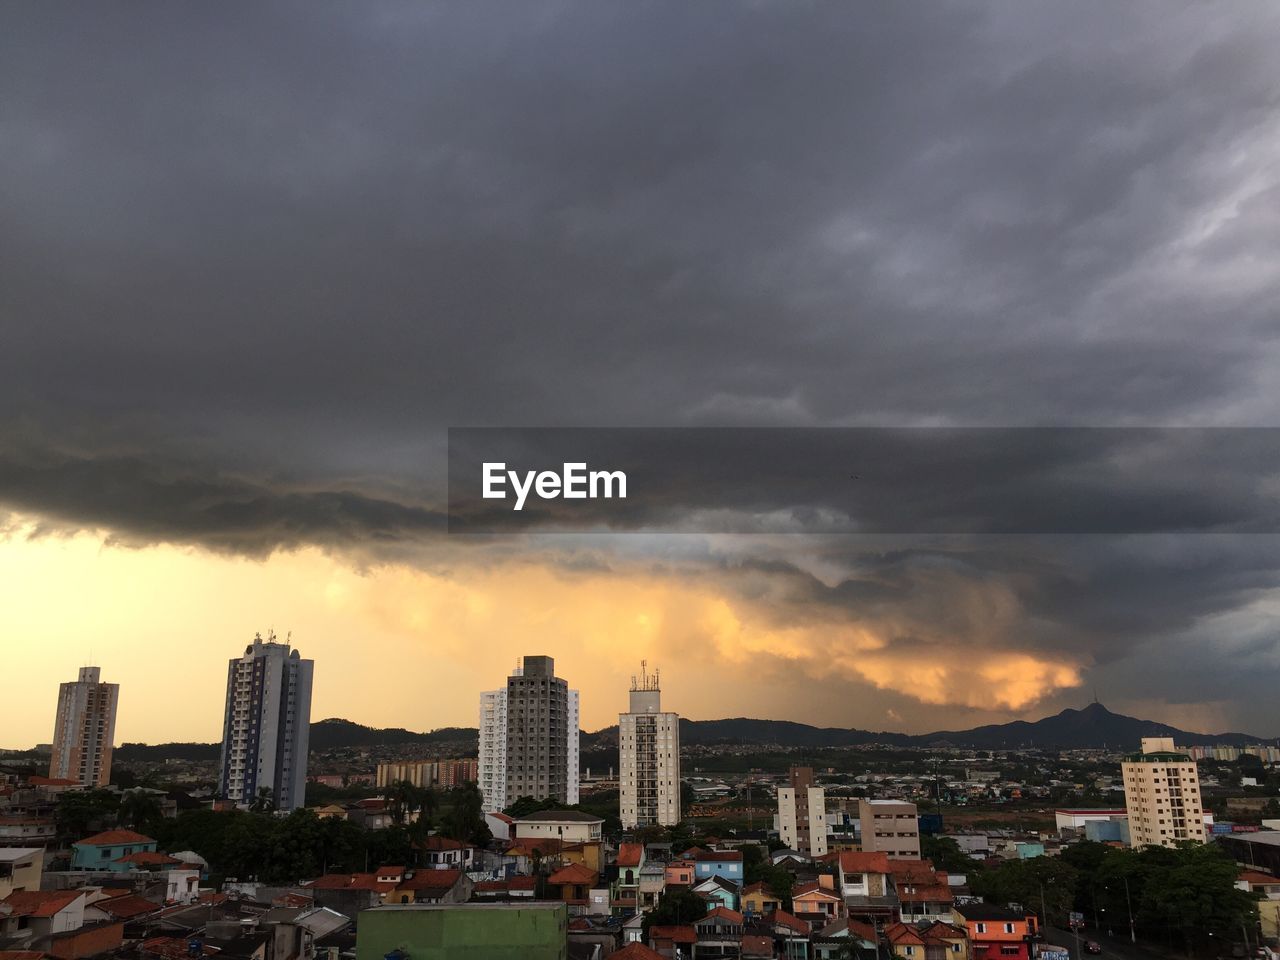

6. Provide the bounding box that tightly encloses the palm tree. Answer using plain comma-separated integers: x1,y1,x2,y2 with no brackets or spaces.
249,787,276,813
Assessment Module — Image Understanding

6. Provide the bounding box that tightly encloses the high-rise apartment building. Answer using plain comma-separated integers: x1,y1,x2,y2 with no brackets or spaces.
619,663,681,828
859,799,921,858
218,633,314,812
478,656,580,813
49,667,119,787
778,766,827,856
1122,737,1206,848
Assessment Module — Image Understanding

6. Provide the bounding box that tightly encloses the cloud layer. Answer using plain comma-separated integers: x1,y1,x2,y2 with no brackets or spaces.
4,2,1280,734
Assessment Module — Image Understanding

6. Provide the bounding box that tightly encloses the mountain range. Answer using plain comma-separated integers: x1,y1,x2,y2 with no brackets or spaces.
98,702,1273,762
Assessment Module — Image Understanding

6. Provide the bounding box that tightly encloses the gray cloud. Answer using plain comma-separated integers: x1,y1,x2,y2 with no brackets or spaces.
3,2,1280,731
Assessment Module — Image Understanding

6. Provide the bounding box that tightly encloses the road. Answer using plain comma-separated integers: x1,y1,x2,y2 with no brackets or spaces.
1044,925,1152,960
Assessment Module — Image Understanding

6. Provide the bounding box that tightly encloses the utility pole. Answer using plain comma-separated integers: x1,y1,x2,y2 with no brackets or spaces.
1123,874,1136,944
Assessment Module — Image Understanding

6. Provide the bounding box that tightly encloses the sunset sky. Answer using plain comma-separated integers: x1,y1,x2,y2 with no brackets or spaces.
4,3,1280,747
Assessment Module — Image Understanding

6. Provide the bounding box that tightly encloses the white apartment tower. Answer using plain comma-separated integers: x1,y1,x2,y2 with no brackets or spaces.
478,656,580,814
50,666,119,787
1122,737,1206,848
778,765,827,856
619,662,681,829
218,633,314,812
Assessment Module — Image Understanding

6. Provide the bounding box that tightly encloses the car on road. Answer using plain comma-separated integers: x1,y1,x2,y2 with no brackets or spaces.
1084,942,1103,955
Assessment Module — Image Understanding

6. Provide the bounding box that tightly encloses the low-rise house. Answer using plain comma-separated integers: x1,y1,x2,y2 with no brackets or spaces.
742,881,782,917
546,863,598,916
891,860,955,924
955,904,1038,960
692,875,739,912
812,917,878,960
512,810,605,845
472,876,537,899
838,851,895,923
0,890,86,941
70,830,158,874
647,924,696,959
638,863,666,912
693,905,743,955
663,860,695,888
692,850,744,885
0,850,42,899
387,869,471,905
0,819,56,848
768,909,812,959
793,878,843,925
741,933,775,959
416,836,475,871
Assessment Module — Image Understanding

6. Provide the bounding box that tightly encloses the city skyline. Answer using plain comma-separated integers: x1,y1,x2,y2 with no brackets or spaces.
5,3,1280,746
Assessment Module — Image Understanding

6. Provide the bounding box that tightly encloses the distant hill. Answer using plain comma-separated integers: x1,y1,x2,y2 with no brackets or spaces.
91,703,1274,763
307,718,477,751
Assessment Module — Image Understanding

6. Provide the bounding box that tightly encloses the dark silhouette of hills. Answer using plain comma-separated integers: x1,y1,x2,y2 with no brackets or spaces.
85,703,1274,762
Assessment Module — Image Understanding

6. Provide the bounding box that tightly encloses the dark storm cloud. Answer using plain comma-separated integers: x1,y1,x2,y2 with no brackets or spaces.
0,441,444,555
3,2,1280,729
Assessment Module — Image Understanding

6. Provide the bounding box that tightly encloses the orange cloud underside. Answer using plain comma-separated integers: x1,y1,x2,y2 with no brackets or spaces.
0,515,1082,747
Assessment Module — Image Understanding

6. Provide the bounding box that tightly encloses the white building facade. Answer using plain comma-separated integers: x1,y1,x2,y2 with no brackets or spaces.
619,665,680,828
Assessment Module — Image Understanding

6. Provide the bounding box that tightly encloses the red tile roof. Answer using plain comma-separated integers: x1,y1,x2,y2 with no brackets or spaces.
396,869,463,893
699,905,744,924
616,842,644,868
649,925,697,944
417,836,471,851
695,850,742,862
508,876,537,891
793,881,842,900
740,935,774,958
95,895,163,919
610,945,665,960
77,830,156,847
1,891,83,918
838,850,890,874
547,862,598,886
769,909,810,936
612,945,665,960
1240,870,1280,886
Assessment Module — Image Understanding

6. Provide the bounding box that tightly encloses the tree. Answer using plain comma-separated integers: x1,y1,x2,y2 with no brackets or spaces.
441,783,492,846
249,787,276,813
970,856,1078,927
55,788,121,839
1138,843,1258,958
921,835,977,874
118,791,164,831
643,887,709,938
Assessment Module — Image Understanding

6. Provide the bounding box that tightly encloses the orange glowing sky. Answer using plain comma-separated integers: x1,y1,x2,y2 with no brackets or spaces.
0,513,1103,749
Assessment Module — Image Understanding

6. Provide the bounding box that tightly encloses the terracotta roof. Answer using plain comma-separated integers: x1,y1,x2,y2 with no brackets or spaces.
77,829,156,847
610,945,665,960
95,895,163,919
769,908,810,936
920,921,968,940
0,952,48,960
649,925,697,944
302,873,383,890
793,881,842,900
508,876,537,891
1,891,83,918
699,905,744,925
375,865,405,875
838,850,890,874
885,922,927,945
488,812,514,823
616,842,644,868
742,881,779,898
548,862,598,886
1240,870,1280,886
740,935,774,958
396,869,463,893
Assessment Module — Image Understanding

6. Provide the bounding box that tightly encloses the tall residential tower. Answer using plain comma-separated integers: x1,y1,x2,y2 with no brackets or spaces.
1122,737,1206,848
619,662,681,829
478,656,580,813
50,667,119,787
218,633,314,812
778,765,827,856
